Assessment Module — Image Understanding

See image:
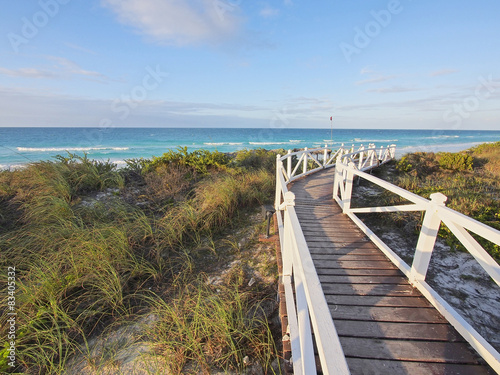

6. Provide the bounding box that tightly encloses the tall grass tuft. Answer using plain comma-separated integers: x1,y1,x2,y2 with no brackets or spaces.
148,272,278,374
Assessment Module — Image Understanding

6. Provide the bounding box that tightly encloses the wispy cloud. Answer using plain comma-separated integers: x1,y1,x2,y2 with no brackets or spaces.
356,75,395,85
0,67,57,79
64,42,98,55
260,4,280,18
0,57,111,83
430,69,458,77
48,56,110,81
101,0,243,46
366,85,421,93
360,66,375,75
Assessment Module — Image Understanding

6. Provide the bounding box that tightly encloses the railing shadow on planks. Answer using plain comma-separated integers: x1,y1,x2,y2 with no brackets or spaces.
275,143,500,375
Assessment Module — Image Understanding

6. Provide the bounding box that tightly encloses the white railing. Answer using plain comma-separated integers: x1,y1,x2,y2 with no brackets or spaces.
274,144,395,374
278,143,395,183
333,159,500,373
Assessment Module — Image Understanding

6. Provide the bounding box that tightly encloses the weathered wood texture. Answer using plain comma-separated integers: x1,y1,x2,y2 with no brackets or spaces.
289,168,493,375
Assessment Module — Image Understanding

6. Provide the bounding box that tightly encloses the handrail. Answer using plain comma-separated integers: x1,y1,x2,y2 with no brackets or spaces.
275,143,395,374
333,159,500,373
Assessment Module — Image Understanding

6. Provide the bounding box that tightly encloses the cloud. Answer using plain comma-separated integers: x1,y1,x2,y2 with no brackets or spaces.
260,5,280,18
101,0,243,46
0,67,57,79
64,42,98,55
360,66,375,75
0,57,111,83
366,86,420,93
430,69,458,77
356,75,395,85
48,57,110,81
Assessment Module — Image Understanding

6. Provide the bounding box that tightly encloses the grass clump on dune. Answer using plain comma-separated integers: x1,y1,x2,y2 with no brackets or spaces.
0,148,281,374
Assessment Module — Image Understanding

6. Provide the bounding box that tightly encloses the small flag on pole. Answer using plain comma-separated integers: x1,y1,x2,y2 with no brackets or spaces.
330,116,332,121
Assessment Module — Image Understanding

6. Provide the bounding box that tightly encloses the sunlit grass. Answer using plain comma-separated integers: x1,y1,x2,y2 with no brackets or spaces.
0,149,280,373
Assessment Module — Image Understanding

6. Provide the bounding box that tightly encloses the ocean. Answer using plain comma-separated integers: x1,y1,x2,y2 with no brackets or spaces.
1,127,500,169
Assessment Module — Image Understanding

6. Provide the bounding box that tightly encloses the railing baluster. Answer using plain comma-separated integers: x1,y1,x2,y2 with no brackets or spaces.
287,149,292,180
410,193,447,284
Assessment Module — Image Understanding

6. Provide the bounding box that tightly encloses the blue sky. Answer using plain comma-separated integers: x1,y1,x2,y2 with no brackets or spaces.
1,0,500,129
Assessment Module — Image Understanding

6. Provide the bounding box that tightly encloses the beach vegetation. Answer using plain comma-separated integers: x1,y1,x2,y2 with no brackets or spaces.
0,148,281,374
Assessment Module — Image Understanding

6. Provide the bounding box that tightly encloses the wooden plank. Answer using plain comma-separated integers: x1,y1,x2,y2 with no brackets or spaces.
330,305,448,323
316,268,403,277
346,358,492,375
309,247,381,256
318,275,407,284
309,246,380,254
312,254,390,262
322,283,418,297
333,320,464,341
327,295,431,308
307,242,379,251
340,337,480,364
314,260,399,270
304,235,370,243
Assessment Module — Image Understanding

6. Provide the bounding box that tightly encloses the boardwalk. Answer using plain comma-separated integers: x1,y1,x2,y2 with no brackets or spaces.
289,167,492,374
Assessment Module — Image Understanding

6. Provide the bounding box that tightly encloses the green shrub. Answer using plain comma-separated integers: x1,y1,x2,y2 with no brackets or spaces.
395,155,413,173
436,152,474,171
394,152,439,176
233,148,283,172
146,147,230,174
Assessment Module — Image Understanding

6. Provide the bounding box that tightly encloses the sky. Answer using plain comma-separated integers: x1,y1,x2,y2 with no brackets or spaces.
1,0,500,130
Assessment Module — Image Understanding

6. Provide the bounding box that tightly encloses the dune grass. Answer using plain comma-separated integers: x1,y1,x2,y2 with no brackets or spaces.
0,148,280,374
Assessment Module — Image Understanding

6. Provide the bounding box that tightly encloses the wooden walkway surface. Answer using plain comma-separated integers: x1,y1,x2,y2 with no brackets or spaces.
289,168,492,375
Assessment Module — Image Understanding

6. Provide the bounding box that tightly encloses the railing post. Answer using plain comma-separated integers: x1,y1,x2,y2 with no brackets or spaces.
303,147,308,174
358,145,365,169
275,154,282,211
281,191,295,277
411,192,447,283
323,144,328,167
287,149,292,179
378,145,384,160
342,162,356,213
333,155,342,200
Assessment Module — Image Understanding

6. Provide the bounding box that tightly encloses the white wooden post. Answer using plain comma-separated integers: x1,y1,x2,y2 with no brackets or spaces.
342,162,356,213
369,144,376,167
358,145,365,169
411,193,447,283
323,145,328,167
333,155,342,200
287,149,292,180
275,155,282,211
281,191,296,278
303,147,308,174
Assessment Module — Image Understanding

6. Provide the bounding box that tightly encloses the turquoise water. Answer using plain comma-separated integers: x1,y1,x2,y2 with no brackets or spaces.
1,127,500,169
